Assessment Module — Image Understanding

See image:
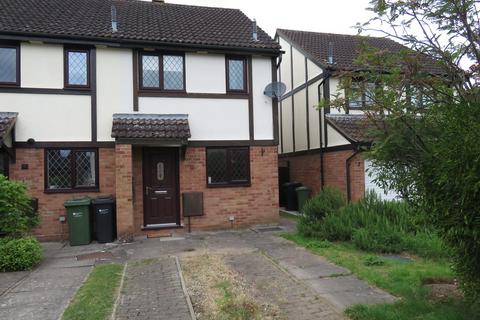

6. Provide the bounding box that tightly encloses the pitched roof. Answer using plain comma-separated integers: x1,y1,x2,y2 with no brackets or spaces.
277,29,442,73
0,0,280,52
325,114,376,144
0,112,17,140
111,113,191,140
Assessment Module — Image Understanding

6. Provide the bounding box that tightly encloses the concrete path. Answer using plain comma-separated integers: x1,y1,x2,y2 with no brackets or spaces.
0,242,95,320
0,218,395,319
115,257,193,320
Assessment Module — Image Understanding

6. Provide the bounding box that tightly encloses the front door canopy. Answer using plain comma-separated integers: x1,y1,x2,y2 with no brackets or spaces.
0,112,17,144
111,113,191,146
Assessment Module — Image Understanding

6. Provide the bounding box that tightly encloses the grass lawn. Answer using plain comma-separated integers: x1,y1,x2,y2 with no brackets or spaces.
283,233,478,320
62,263,123,320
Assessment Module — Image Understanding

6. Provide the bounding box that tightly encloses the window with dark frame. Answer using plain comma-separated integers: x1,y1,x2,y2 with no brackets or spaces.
64,48,90,88
207,147,250,187
226,56,247,92
0,43,19,86
347,81,375,110
45,149,98,191
140,52,185,91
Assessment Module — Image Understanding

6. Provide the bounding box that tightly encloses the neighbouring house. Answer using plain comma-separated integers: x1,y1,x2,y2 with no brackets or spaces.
0,0,281,241
275,29,417,202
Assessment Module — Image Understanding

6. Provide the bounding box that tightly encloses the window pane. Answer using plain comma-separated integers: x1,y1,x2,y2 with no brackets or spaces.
230,149,249,182
0,47,17,83
228,59,245,91
207,149,228,184
75,151,96,187
349,85,363,108
68,51,88,85
47,150,72,189
142,55,160,88
163,55,184,90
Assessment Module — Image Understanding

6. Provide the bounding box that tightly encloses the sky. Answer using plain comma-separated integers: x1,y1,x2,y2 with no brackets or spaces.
167,0,377,37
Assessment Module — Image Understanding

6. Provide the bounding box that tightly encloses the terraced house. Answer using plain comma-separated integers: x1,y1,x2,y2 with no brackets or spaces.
0,0,281,241
276,29,412,201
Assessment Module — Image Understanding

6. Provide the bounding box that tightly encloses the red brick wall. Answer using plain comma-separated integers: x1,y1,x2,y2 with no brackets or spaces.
10,145,279,240
9,148,115,241
180,146,279,230
280,149,365,201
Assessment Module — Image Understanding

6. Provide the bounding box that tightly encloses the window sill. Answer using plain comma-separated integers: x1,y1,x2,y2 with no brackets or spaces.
207,183,251,189
63,86,91,91
0,83,20,88
44,188,100,194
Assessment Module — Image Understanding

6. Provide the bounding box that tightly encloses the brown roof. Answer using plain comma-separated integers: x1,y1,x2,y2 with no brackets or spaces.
0,0,280,53
0,112,17,140
325,114,377,144
111,113,191,140
277,29,442,73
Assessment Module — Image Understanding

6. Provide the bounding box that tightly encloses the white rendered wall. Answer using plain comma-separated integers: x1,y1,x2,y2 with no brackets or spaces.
308,81,321,149
96,47,134,141
138,97,249,141
279,37,292,92
307,59,322,80
0,93,91,141
186,53,226,93
293,90,307,151
292,47,306,89
281,96,293,153
21,43,63,89
252,57,274,140
326,123,350,147
364,160,400,201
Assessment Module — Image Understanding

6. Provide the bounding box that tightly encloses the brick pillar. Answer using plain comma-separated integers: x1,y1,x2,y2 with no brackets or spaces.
115,144,135,241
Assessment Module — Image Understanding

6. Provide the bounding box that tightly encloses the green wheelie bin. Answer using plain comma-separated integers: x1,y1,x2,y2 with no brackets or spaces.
64,197,92,246
296,186,312,213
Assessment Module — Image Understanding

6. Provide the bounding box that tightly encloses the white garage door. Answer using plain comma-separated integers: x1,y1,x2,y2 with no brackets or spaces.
364,160,400,201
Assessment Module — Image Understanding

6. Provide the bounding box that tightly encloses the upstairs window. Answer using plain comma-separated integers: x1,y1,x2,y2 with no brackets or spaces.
65,48,90,88
347,81,375,110
140,52,185,91
206,147,250,187
226,56,247,92
0,43,19,86
45,149,98,192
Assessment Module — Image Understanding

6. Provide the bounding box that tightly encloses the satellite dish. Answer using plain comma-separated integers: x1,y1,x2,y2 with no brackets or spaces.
264,82,286,99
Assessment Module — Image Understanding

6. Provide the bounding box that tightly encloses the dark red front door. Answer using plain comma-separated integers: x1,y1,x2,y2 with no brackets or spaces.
143,148,179,226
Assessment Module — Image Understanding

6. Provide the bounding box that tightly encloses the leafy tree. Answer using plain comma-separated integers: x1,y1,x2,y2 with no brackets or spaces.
0,175,38,237
327,0,480,307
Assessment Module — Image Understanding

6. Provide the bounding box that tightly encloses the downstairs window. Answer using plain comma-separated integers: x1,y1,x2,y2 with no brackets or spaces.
206,147,250,187
45,149,98,192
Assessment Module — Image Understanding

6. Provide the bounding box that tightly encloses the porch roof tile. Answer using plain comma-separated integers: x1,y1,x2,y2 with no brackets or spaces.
325,114,376,144
111,113,191,140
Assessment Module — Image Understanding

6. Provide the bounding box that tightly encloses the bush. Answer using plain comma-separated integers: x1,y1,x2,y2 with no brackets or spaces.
298,189,447,258
0,175,38,236
0,237,42,272
298,187,345,237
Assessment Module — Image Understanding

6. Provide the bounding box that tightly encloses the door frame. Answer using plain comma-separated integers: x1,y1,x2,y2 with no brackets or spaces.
142,147,181,227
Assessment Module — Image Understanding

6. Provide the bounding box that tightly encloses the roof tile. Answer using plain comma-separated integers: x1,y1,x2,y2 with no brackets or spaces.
0,0,280,52
111,113,191,140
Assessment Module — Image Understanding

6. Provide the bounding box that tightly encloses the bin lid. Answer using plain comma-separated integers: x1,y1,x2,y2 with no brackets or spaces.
282,182,303,187
64,196,91,207
92,196,115,205
295,186,311,192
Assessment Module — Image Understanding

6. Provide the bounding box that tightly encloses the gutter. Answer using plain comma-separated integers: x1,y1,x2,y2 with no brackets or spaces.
317,69,332,189
346,145,361,202
0,32,282,56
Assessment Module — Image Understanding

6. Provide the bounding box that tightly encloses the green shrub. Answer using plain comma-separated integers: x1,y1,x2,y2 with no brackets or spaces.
297,190,447,258
0,237,42,272
0,175,38,236
298,187,345,237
